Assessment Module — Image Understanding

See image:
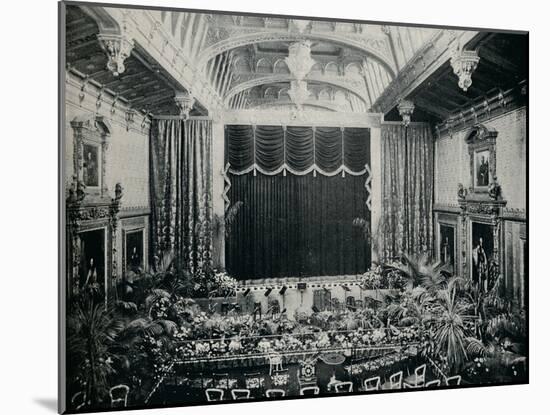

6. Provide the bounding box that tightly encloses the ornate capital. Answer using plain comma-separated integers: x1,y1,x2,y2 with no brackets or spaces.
397,99,415,127
174,91,196,120
98,33,134,76
98,13,135,76
450,44,480,92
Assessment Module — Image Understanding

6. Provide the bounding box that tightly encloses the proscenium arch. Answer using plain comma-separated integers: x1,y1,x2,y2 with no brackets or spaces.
224,74,369,106
198,31,397,78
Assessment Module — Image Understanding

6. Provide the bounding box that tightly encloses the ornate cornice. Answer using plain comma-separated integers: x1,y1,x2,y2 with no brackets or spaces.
434,82,527,139
502,208,526,221
433,203,461,214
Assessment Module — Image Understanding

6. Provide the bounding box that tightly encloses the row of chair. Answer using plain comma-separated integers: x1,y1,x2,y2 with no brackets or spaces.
205,365,462,401
71,384,129,410
205,385,324,401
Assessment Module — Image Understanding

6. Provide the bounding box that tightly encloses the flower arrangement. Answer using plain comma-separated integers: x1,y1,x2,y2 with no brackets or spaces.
150,297,171,319
211,270,238,297
360,264,408,290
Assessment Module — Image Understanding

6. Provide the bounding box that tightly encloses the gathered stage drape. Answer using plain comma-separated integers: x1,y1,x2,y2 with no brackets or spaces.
381,123,434,260
149,119,213,276
225,125,371,280
226,125,370,176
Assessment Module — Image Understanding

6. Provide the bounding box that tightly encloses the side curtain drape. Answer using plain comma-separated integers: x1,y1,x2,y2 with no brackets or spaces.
149,119,213,277
381,123,434,260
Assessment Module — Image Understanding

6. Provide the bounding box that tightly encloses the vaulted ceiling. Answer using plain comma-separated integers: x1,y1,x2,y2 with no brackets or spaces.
64,5,526,122
191,13,439,112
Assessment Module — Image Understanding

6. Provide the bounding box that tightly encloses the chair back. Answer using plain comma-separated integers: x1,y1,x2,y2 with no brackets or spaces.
109,384,129,408
364,376,381,391
266,389,286,398
205,388,224,401
271,369,290,387
415,364,427,385
425,379,441,388
298,358,317,382
71,391,86,410
389,371,403,389
269,353,283,365
445,375,461,386
231,389,251,400
335,381,353,393
245,372,265,390
300,386,320,396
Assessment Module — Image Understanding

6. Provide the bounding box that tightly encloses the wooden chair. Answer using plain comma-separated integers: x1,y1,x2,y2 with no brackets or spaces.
335,381,353,393
205,388,224,401
403,364,426,388
268,353,283,375
71,391,86,410
425,379,441,388
300,386,320,396
298,357,318,388
244,372,266,394
231,389,251,400
266,389,286,398
271,369,290,388
364,376,381,391
382,371,403,390
109,384,129,408
445,375,461,386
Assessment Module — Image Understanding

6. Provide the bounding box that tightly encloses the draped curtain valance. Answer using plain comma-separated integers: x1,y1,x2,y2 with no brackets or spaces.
225,125,370,177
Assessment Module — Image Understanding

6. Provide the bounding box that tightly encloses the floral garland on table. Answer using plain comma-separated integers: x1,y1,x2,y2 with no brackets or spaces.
344,345,418,376
173,326,424,361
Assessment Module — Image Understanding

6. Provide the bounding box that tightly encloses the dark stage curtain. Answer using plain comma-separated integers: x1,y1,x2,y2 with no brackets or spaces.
149,119,213,276
225,125,371,280
381,123,434,260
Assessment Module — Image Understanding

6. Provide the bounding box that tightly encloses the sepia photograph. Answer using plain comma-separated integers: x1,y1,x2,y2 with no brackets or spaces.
58,1,528,413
